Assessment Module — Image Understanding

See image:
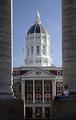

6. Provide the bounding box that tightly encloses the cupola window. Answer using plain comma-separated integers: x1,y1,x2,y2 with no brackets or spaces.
27,48,29,56
42,46,46,55
36,46,40,55
31,46,33,55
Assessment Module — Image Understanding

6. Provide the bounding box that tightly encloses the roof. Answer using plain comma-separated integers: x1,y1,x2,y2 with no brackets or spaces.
27,23,46,35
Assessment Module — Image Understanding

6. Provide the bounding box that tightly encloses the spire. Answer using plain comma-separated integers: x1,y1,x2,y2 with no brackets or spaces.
34,10,41,24
37,10,40,18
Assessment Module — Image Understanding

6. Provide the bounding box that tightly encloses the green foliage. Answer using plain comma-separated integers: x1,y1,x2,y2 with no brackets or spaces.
13,82,22,100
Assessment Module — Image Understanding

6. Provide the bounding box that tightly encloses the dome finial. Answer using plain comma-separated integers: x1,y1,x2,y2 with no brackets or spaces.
34,10,41,24
37,10,40,18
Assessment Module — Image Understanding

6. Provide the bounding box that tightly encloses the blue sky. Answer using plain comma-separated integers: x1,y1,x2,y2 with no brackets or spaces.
13,0,62,67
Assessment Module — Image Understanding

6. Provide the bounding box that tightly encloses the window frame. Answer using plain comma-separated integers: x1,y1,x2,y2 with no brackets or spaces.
44,94,51,102
35,94,42,102
26,83,33,92
26,93,32,103
44,83,52,92
31,46,33,55
36,46,40,55
36,83,42,92
42,46,46,55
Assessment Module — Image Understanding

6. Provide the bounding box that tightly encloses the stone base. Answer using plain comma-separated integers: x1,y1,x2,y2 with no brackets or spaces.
0,98,24,120
52,98,76,120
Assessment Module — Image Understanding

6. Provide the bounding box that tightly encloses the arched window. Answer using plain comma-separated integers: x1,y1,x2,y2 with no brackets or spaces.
36,94,42,102
57,83,63,92
44,94,51,102
26,93,32,103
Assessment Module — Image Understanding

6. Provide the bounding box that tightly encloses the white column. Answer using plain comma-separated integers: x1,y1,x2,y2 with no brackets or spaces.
42,80,44,103
21,80,25,101
21,80,25,116
32,107,35,118
52,80,56,99
42,107,45,119
33,80,35,103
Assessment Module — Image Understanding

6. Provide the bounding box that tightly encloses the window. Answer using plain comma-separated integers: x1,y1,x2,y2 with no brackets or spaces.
56,83,63,92
31,46,33,55
36,36,40,39
44,83,52,92
26,94,32,103
57,71,61,75
37,59,41,63
43,59,47,63
42,35,46,39
36,83,42,92
37,46,40,55
36,71,41,75
46,59,48,63
43,38,46,43
35,60,37,63
36,94,42,102
42,35,46,43
30,36,34,39
35,59,41,63
29,60,33,63
44,94,51,102
27,48,29,56
26,83,32,92
45,107,50,118
42,46,46,55
25,107,32,118
35,107,42,118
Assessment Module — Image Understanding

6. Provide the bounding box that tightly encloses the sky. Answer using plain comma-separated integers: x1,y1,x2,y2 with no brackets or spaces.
13,0,62,67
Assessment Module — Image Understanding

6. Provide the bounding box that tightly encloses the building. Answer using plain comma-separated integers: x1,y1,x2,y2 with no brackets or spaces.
13,12,63,119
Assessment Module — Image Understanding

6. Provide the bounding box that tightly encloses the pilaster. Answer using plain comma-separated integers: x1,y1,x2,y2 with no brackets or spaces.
52,80,56,99
33,80,35,103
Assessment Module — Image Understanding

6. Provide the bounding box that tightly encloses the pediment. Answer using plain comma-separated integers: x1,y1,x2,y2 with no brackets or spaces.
20,67,56,79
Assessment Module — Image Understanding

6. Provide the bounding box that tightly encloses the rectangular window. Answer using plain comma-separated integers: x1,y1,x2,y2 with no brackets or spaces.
37,46,40,55
31,46,33,55
44,83,52,92
42,46,46,55
25,82,33,92
36,83,41,92
27,48,29,56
